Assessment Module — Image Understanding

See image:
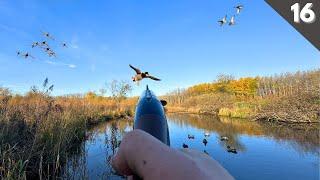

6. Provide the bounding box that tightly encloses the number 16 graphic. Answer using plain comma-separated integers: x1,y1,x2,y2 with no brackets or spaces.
291,3,316,24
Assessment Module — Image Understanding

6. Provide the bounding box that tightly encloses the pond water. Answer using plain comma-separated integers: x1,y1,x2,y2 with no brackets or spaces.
64,113,319,180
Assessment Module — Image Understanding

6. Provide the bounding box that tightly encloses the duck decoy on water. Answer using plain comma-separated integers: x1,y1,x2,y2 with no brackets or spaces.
203,138,208,146
227,146,237,154
218,15,227,26
204,132,210,137
183,143,189,148
188,134,195,139
235,5,243,14
129,64,161,83
220,136,229,141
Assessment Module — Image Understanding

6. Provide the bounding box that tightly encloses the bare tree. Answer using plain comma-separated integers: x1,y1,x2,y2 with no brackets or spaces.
107,80,132,100
216,74,235,84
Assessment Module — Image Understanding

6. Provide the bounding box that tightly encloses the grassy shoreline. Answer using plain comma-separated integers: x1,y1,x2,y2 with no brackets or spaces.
0,88,134,179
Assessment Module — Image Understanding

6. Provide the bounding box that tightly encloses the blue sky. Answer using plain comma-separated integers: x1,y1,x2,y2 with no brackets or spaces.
0,0,319,96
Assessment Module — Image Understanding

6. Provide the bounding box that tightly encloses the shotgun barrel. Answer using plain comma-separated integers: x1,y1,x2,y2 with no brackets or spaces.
133,85,170,146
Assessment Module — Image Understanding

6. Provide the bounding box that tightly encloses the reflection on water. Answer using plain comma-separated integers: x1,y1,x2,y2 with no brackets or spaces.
63,120,133,179
63,114,319,180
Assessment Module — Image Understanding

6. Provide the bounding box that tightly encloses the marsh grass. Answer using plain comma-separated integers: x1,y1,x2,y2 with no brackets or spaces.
0,85,135,179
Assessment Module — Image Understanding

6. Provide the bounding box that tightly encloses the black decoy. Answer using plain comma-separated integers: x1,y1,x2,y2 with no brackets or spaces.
129,64,161,83
235,5,243,14
220,136,229,141
188,134,195,139
183,143,189,148
218,15,227,26
227,146,237,154
203,138,208,146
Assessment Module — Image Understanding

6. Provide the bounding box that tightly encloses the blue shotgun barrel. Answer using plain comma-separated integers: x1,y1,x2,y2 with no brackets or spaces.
134,86,170,146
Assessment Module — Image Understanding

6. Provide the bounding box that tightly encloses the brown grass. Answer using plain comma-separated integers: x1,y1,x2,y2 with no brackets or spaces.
0,88,136,179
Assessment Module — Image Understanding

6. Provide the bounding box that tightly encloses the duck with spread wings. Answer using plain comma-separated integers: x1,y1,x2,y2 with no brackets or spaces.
129,64,161,84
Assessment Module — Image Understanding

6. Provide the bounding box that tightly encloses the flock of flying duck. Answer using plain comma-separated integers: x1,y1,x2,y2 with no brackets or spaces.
17,31,67,60
183,133,237,154
16,4,244,66
14,11,244,156
218,4,243,26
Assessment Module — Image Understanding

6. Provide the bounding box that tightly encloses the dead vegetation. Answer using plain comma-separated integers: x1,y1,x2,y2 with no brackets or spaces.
0,79,135,179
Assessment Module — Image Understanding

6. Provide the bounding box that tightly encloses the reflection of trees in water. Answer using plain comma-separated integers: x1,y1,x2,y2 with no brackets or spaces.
61,119,133,179
167,113,319,155
105,120,133,179
107,120,134,154
259,122,320,156
62,143,88,179
110,122,120,154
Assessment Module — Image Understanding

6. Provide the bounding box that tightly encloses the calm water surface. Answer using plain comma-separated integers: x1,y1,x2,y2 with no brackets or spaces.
64,114,319,180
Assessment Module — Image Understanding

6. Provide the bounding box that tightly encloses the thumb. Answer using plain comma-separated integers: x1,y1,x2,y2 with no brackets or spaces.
111,140,134,176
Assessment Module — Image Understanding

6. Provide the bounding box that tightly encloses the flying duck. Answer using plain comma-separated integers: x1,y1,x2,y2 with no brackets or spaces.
129,64,161,83
229,16,236,26
32,42,40,48
235,5,243,14
182,143,189,148
43,47,56,57
218,15,227,26
42,31,54,40
40,41,49,48
62,42,67,48
17,52,34,59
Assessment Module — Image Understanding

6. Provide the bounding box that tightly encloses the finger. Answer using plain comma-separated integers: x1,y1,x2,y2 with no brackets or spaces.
111,144,134,176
